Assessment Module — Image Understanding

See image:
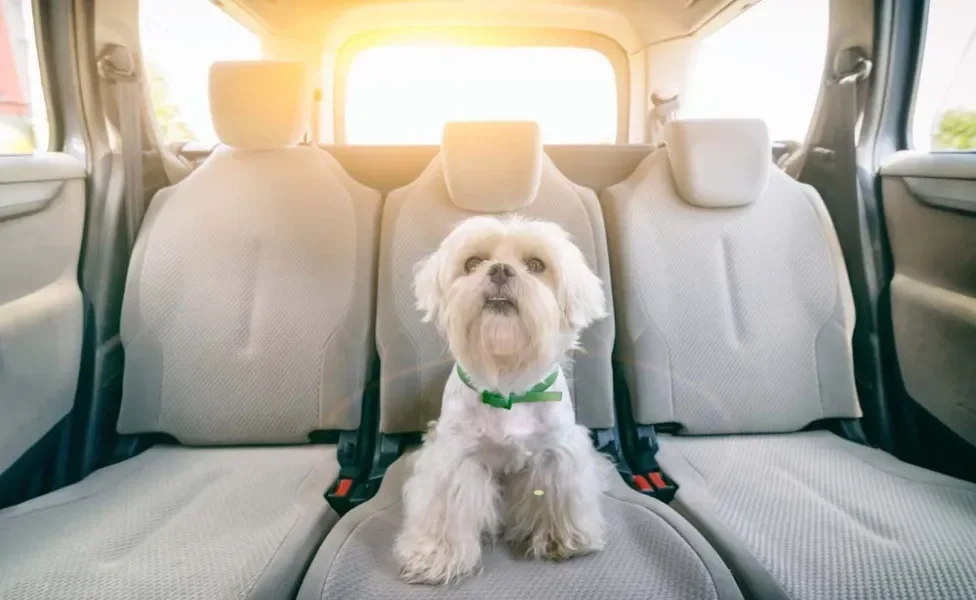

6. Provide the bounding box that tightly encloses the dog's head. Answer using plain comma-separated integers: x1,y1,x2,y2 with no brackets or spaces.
414,216,606,384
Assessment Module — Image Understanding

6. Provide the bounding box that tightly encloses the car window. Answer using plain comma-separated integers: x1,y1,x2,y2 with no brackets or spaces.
0,0,49,154
141,0,261,145
911,0,976,151
343,45,618,145
682,0,829,142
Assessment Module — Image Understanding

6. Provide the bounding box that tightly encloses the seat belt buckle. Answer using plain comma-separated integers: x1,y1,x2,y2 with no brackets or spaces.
325,477,353,514
323,429,373,515
629,425,678,502
325,477,373,515
630,469,678,503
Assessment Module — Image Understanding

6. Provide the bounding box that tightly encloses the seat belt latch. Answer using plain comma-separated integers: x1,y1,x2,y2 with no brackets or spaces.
324,430,372,515
628,425,679,503
631,470,678,503
325,477,370,515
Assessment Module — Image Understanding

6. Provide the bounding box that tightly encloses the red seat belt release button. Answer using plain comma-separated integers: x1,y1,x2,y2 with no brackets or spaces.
334,478,353,498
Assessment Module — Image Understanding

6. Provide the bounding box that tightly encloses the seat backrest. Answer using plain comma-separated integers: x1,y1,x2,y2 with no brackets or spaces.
377,121,615,434
116,61,381,445
601,118,861,435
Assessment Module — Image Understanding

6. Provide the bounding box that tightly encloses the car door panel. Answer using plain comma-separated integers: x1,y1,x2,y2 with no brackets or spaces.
0,154,85,476
880,151,976,451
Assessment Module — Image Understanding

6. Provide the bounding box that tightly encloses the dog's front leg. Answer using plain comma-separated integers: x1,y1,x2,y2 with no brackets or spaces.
394,436,500,584
503,425,607,561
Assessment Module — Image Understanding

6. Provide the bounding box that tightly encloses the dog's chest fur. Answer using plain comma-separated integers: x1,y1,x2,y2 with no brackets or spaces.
435,365,578,472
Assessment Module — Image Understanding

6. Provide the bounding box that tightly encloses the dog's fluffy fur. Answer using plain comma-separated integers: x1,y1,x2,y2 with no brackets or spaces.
394,216,611,584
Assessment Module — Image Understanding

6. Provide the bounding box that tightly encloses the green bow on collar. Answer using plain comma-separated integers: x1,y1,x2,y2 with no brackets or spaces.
456,365,562,410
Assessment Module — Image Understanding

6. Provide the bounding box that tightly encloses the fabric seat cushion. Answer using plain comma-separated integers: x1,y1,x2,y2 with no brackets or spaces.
657,431,976,600
298,454,743,600
0,445,339,600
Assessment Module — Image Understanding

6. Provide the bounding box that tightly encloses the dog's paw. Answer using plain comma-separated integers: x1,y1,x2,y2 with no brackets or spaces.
394,535,481,584
525,524,605,562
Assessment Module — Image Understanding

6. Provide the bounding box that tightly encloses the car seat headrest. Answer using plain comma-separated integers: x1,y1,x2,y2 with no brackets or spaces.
209,61,310,150
665,118,771,208
441,121,543,213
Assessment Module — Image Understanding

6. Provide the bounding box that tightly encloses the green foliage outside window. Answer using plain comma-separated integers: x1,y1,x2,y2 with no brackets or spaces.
934,109,976,151
146,61,195,143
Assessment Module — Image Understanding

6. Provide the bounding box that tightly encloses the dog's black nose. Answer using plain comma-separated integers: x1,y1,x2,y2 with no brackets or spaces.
488,262,515,285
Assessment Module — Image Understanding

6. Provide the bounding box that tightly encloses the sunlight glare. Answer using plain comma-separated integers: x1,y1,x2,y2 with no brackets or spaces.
344,45,617,145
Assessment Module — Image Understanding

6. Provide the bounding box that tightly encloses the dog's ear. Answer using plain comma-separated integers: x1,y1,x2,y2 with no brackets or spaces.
413,250,445,323
559,245,608,331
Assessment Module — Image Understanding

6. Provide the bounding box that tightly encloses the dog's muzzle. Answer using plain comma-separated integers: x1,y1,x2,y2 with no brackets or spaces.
484,263,517,313
484,292,517,313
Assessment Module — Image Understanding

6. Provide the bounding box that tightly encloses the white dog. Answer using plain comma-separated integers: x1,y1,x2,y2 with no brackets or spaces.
394,215,611,585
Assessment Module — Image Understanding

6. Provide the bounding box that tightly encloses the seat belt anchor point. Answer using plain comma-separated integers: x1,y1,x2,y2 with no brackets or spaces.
97,44,139,82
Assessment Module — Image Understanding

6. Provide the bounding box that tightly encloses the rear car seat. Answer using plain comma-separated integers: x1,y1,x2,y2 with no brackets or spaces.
601,118,976,599
0,61,381,599
298,121,743,600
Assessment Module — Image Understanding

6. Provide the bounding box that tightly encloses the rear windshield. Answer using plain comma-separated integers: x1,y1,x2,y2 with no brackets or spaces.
343,45,618,145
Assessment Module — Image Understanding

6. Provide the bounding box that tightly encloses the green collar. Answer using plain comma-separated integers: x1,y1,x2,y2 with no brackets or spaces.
456,365,562,410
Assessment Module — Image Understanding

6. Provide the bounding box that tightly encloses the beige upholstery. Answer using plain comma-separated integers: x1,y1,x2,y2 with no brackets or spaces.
442,121,544,212
665,119,771,208
602,118,976,600
118,62,381,443
602,139,859,434
299,122,744,600
299,451,744,600
0,446,339,600
117,145,380,442
0,61,380,599
376,125,616,434
209,61,311,150
657,431,976,600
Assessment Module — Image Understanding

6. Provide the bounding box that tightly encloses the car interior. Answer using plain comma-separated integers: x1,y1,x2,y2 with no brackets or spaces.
1,0,975,598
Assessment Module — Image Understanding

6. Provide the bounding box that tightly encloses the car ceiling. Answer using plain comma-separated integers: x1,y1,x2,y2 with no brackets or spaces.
228,0,745,53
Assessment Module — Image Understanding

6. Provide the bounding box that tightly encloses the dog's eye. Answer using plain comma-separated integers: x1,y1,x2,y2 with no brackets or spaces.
464,256,484,273
525,257,546,274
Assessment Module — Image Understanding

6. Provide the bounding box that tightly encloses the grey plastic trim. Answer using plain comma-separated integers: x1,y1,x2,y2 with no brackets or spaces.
904,177,976,215
880,150,976,179
0,153,85,182
0,181,66,221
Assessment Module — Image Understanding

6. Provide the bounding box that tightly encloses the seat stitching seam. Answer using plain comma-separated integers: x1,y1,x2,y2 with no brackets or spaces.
0,454,162,524
317,184,361,430
317,325,342,430
568,178,602,413
628,174,677,423
236,463,318,600
675,447,709,484
602,493,721,596
319,501,403,594
797,183,847,420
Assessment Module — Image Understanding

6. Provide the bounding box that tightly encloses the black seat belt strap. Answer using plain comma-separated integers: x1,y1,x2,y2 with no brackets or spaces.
794,49,891,449
97,44,145,251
